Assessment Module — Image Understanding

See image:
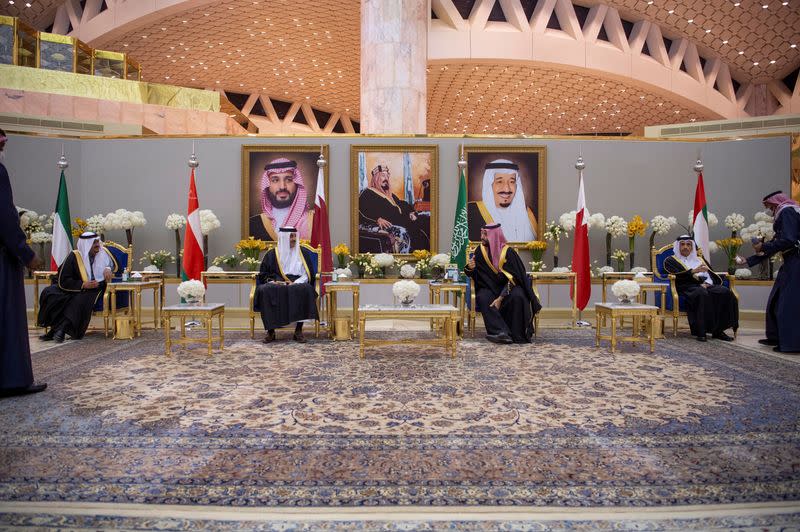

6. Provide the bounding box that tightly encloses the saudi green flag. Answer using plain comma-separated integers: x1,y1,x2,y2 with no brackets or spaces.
449,166,468,270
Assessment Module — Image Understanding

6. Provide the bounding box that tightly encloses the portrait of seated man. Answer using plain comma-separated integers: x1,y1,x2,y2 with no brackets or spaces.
249,158,312,242
468,159,538,243
37,232,113,343
253,226,319,344
465,223,541,344
358,164,430,253
664,235,739,342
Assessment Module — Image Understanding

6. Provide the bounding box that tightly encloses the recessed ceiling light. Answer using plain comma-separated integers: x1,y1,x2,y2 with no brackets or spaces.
687,19,694,23
791,44,798,48
762,4,768,7
722,40,728,44
753,61,759,65
770,59,776,63
739,50,745,54
668,9,674,13
705,29,711,33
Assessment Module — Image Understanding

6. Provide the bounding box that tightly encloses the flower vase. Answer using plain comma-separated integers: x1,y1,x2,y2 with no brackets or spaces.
357,266,366,278
174,229,182,278
184,296,202,306
400,296,414,307
727,257,736,275
616,258,625,272
618,296,632,304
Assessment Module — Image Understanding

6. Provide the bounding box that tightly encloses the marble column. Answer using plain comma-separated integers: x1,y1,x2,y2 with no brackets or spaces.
360,0,427,134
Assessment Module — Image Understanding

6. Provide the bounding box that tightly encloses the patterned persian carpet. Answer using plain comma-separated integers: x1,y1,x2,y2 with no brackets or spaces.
1,328,799,511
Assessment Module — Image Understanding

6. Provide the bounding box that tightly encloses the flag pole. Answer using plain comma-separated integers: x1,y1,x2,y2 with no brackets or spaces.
185,144,201,327
574,153,591,327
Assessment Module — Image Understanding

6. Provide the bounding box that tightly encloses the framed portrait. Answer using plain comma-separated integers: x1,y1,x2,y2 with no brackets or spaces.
465,146,546,245
241,145,329,241
350,145,438,256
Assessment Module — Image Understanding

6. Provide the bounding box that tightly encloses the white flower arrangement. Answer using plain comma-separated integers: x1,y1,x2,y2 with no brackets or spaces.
30,231,52,244
373,253,394,268
400,264,417,279
630,266,648,274
687,210,718,228
650,215,677,235
143,264,160,272
611,279,640,301
741,221,775,242
551,266,571,273
177,279,205,301
706,241,719,255
725,213,745,232
199,209,221,235
754,211,774,223
588,212,606,230
431,253,450,268
165,213,187,231
19,209,37,230
333,267,351,279
559,211,577,232
597,265,615,275
605,216,628,237
734,268,752,279
392,279,420,301
206,265,224,273
85,214,106,234
104,209,146,230
529,260,546,272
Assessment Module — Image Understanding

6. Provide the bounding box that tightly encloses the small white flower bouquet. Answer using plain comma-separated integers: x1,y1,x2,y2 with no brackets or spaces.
143,264,160,273
400,264,417,279
392,279,420,305
551,266,571,273
373,253,394,268
734,268,752,279
206,265,224,273
725,213,745,233
177,279,205,303
333,267,352,279
611,279,640,303
165,213,187,231
430,253,450,268
199,209,221,235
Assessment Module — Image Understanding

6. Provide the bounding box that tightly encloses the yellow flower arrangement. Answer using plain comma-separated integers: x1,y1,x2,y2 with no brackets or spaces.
333,243,350,268
412,249,432,260
71,217,87,238
627,215,648,237
524,240,548,262
235,236,268,260
715,237,744,273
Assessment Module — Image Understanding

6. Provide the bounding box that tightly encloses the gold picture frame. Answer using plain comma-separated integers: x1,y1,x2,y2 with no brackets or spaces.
350,144,439,258
464,145,547,246
241,144,330,241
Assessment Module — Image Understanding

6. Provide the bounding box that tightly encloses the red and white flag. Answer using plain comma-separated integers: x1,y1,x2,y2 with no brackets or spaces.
310,164,332,273
571,169,591,311
692,172,710,256
181,168,203,282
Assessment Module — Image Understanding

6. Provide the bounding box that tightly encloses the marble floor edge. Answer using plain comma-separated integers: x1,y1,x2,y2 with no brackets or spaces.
1,501,799,522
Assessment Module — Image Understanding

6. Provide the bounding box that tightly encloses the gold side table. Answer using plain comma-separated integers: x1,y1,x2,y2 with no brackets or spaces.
162,303,225,356
324,281,360,340
595,302,659,353
530,272,577,335
358,304,459,358
106,280,162,338
636,282,667,338
428,281,467,337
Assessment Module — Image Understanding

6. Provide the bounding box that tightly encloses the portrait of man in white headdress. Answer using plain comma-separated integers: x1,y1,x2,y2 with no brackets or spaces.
466,150,544,243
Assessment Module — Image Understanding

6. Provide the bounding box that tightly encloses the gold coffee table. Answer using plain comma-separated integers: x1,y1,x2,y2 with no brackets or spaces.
162,303,225,356
595,302,659,353
358,304,460,358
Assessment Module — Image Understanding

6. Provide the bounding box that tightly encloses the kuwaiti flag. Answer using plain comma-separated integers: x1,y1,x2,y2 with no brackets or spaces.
571,169,591,311
310,164,332,273
181,168,203,282
50,169,73,270
692,172,709,256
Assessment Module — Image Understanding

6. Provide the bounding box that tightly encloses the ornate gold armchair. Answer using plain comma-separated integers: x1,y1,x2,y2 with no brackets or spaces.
248,243,322,339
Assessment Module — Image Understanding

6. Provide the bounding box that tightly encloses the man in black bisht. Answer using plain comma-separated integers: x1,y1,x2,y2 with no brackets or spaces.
664,235,738,342
37,232,113,343
465,223,541,344
0,128,47,398
254,226,319,344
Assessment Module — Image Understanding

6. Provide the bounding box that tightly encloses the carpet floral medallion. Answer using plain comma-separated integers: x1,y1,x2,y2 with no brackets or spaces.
1,329,799,507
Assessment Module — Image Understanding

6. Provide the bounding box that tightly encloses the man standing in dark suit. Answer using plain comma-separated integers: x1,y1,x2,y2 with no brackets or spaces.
0,128,47,398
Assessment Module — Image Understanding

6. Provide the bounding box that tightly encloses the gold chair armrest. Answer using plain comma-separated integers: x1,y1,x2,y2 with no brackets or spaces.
667,274,680,318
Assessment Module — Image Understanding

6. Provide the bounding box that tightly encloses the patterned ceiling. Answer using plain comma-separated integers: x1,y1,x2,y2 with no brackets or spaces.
1,0,798,134
427,62,717,135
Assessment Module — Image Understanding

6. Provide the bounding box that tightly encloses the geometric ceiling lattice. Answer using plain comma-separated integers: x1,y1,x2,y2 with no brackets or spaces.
427,62,719,135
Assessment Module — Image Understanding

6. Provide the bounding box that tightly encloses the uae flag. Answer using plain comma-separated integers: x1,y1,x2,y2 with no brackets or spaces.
571,169,591,311
181,168,203,282
50,169,73,270
449,166,468,270
692,172,709,256
310,164,332,274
